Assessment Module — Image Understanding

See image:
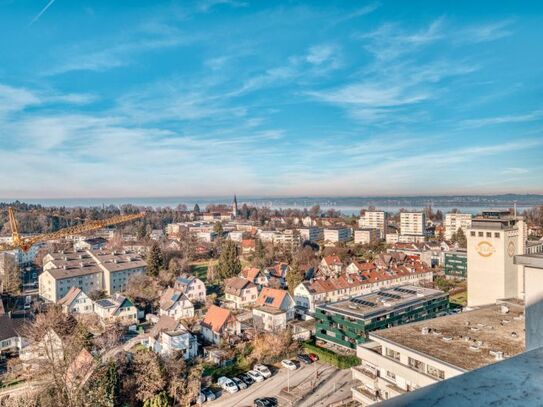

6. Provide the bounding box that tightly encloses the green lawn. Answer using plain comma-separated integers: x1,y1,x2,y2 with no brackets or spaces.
190,263,208,282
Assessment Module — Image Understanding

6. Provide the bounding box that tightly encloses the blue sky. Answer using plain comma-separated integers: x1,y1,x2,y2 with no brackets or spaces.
0,0,542,198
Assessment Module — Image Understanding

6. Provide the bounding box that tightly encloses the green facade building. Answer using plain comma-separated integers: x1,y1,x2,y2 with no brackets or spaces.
315,285,449,349
444,250,468,279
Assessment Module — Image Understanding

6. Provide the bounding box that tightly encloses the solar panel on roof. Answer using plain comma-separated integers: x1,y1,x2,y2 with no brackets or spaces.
352,298,376,307
395,287,418,294
171,293,181,302
265,297,274,304
379,292,402,300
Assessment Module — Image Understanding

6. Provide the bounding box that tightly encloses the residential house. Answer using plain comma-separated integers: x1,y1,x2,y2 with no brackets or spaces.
240,267,268,288
145,316,198,359
159,287,195,319
224,277,258,309
58,287,94,315
74,237,108,251
241,239,256,254
174,274,206,303
0,314,22,355
93,294,138,324
319,255,343,276
264,262,289,288
201,305,241,345
252,288,295,332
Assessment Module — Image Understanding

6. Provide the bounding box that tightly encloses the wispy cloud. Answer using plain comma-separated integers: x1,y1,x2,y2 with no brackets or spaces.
460,110,543,128
457,20,514,43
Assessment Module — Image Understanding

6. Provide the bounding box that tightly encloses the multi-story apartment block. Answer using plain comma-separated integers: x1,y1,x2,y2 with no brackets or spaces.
315,285,448,350
354,229,380,245
400,212,426,236
444,213,472,240
351,301,524,405
467,210,526,307
359,210,387,236
39,249,146,303
297,227,324,242
444,250,467,279
323,227,352,243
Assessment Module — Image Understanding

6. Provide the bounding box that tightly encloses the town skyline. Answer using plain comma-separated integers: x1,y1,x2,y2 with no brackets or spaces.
1,0,542,198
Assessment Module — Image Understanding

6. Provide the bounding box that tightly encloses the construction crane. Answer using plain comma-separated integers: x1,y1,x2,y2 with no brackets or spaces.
0,207,144,253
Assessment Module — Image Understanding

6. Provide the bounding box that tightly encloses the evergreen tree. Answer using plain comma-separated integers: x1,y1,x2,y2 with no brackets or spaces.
193,203,200,213
147,242,163,277
216,240,241,280
286,258,304,294
456,228,467,248
213,221,224,234
253,239,265,267
103,362,120,407
143,392,170,407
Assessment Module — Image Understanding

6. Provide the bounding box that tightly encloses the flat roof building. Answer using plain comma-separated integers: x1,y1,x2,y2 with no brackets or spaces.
352,300,525,405
315,285,448,350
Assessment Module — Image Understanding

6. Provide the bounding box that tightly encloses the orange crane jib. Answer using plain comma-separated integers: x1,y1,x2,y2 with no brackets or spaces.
0,208,144,253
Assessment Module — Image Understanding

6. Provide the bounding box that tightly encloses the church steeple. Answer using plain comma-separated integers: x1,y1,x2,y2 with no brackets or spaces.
232,194,238,217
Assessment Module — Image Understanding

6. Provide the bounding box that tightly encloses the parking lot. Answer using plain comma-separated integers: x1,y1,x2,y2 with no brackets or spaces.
206,362,352,407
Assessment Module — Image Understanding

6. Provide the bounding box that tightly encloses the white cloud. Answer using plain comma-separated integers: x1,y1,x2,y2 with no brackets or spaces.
460,111,543,128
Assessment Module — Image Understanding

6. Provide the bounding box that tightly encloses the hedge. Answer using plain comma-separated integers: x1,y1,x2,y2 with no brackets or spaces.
302,342,360,369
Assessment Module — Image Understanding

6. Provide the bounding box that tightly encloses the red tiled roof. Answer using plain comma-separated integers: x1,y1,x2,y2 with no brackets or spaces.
202,305,234,333
255,287,288,309
241,267,262,281
322,255,342,266
241,239,256,249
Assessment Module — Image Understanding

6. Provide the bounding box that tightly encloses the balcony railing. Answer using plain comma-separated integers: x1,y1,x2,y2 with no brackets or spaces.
353,365,378,380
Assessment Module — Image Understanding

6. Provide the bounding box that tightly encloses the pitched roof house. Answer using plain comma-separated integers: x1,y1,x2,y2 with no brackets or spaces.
253,288,295,332
224,277,258,309
319,255,343,276
201,305,240,345
240,267,268,287
174,274,206,303
58,287,94,315
94,294,138,324
144,315,197,359
159,287,194,320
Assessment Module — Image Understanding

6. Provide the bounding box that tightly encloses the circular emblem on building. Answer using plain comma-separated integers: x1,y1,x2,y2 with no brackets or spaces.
507,241,515,257
477,241,495,257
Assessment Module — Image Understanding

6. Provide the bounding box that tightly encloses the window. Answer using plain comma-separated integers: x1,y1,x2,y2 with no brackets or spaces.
386,348,400,360
478,232,484,237
495,232,500,238
386,371,396,381
470,231,476,237
486,232,492,238
408,357,425,372
427,364,445,379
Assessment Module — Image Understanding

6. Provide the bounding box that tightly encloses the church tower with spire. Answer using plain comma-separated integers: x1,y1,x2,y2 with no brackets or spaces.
232,194,238,217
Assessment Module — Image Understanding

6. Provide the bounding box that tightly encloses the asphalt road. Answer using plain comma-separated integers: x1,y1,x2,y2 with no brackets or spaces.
206,362,352,407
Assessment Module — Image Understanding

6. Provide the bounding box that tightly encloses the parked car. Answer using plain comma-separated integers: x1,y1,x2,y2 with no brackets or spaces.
281,359,297,370
239,373,255,386
217,376,239,393
232,376,248,390
297,354,313,364
247,370,265,382
201,388,216,401
253,364,272,378
197,392,206,404
254,397,278,407
308,353,319,362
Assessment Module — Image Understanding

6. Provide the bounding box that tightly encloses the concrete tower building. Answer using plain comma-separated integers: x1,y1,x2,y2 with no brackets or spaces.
467,210,526,307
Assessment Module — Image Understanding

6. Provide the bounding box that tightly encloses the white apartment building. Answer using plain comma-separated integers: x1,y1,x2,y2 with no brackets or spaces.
297,227,324,242
400,212,426,236
323,227,351,243
444,213,472,240
467,210,526,307
354,229,380,245
39,249,146,303
352,302,524,405
359,210,387,236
